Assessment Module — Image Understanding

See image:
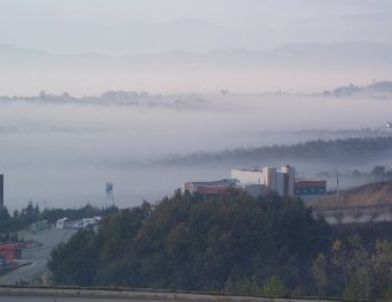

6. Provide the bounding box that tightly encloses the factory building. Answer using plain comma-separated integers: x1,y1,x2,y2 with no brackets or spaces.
182,179,239,196
182,179,267,199
182,165,326,200
281,165,295,196
231,169,263,185
231,165,296,197
294,179,327,196
0,243,25,263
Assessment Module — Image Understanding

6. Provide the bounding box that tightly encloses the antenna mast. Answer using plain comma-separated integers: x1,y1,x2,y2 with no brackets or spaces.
336,172,339,203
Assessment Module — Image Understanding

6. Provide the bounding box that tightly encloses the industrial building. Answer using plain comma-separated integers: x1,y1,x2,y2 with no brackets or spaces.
294,179,327,196
182,179,239,196
183,165,326,200
231,165,296,197
55,216,101,230
0,243,25,263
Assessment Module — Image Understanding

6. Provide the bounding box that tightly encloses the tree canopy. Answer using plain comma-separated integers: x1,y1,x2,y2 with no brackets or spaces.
48,191,330,294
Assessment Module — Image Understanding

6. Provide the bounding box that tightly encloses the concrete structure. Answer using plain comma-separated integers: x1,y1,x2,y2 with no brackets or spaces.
275,171,285,196
231,169,263,185
184,165,326,200
262,167,277,191
182,179,239,196
231,165,296,197
281,165,295,196
55,218,68,229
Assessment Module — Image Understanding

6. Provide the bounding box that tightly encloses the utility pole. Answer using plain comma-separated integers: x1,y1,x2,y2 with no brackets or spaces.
336,171,340,204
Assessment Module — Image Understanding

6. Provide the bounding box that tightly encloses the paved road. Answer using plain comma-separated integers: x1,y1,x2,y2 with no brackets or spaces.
0,297,135,302
0,228,75,285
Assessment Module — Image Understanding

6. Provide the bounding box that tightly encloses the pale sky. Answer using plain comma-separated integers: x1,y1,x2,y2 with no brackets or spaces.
0,0,391,54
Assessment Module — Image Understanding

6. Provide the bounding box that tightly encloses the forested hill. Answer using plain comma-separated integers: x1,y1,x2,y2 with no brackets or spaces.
48,192,330,293
48,191,392,300
161,136,392,166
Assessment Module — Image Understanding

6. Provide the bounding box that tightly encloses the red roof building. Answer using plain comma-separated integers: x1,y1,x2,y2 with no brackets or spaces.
0,243,25,263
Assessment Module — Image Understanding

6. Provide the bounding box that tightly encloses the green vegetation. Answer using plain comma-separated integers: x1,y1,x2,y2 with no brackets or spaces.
313,235,392,301
0,202,40,241
48,191,330,295
48,191,392,300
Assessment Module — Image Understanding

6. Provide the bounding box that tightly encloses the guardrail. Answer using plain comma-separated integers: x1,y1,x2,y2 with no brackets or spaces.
0,285,376,302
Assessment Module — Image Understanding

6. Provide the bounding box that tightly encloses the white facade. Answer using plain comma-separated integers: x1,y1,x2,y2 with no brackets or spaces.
231,169,263,185
55,217,68,229
262,167,277,191
231,165,295,197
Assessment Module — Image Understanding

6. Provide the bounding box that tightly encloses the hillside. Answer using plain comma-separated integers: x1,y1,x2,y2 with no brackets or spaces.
323,81,392,97
313,181,392,209
1,42,392,94
48,192,329,293
47,191,392,300
162,136,392,166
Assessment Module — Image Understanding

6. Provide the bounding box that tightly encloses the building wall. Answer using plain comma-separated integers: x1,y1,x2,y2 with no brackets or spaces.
245,184,267,198
275,172,285,196
0,243,23,263
281,165,295,197
263,167,277,191
231,169,263,186
295,180,327,196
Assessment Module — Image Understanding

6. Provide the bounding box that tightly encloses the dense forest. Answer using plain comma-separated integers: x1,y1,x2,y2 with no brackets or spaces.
48,191,392,300
49,192,324,294
162,136,392,166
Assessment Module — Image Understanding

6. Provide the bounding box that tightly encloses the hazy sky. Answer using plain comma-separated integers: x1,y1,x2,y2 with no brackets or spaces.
1,0,391,54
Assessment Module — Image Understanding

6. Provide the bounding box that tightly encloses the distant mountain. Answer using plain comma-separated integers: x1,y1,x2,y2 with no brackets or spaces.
2,41,392,70
1,41,392,94
161,136,392,167
324,81,392,97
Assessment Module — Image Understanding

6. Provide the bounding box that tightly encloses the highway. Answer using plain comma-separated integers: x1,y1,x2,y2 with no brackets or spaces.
0,228,75,285
0,286,335,302
0,297,133,302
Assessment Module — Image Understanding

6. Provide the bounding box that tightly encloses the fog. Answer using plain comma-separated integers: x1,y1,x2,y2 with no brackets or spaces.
2,42,392,95
1,1,392,54
1,0,392,211
1,93,392,211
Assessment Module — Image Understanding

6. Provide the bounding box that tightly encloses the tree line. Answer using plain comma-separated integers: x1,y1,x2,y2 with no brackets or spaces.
163,136,392,166
0,202,118,243
49,191,328,294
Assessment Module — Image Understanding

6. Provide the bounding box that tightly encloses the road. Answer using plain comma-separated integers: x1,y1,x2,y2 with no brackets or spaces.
0,287,329,302
0,228,75,285
0,297,132,302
